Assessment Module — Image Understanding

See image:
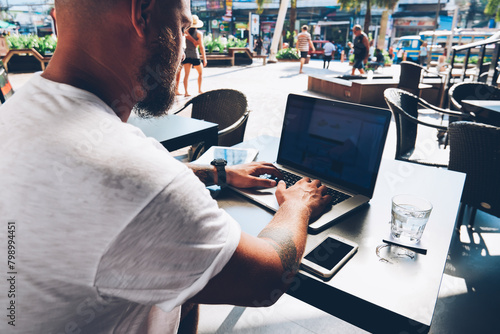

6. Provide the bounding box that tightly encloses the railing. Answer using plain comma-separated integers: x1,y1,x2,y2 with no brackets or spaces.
446,37,500,90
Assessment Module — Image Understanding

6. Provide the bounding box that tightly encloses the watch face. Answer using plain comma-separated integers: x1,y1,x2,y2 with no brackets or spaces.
212,159,227,166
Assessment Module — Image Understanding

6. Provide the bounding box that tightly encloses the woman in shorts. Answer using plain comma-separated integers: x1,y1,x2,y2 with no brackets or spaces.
182,15,207,97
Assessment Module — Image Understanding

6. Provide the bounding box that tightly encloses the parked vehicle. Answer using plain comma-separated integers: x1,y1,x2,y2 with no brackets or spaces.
309,40,328,58
393,29,498,63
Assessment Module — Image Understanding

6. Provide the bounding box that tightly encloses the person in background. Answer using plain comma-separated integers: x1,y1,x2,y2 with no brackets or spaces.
388,46,394,61
296,25,315,74
322,39,336,69
0,0,330,333
254,35,263,55
182,14,207,97
374,48,385,69
49,7,57,36
175,34,187,96
351,24,370,75
420,41,428,66
220,33,228,48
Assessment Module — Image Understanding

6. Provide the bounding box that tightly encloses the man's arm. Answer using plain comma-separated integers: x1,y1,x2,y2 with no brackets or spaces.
187,161,281,188
190,178,330,306
197,31,207,67
309,39,315,52
363,36,370,63
185,32,198,46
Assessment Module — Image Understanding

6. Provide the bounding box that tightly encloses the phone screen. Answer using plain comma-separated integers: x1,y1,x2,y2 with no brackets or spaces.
304,237,355,270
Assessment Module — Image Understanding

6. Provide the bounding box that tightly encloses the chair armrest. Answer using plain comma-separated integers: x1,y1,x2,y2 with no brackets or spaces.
408,115,448,131
388,100,448,131
171,103,191,115
218,111,250,136
417,98,473,119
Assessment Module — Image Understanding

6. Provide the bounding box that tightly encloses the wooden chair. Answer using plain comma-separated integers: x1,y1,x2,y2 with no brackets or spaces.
448,121,500,228
384,88,470,167
173,89,250,160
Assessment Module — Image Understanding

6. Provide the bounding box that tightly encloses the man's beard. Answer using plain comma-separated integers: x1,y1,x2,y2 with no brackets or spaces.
134,27,179,118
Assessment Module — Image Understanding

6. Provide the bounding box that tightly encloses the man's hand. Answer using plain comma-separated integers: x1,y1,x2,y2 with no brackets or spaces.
226,162,282,189
275,178,331,219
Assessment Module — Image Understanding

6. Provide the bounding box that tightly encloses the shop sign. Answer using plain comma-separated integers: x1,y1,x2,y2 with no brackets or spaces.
251,13,259,35
225,0,233,17
394,18,435,27
235,22,248,30
261,23,273,34
220,21,229,32
211,20,219,29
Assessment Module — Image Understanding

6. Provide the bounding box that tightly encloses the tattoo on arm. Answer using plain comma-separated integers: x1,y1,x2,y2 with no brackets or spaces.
258,227,298,272
188,164,215,186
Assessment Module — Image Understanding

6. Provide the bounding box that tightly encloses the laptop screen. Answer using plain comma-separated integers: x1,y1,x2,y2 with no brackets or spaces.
277,94,391,197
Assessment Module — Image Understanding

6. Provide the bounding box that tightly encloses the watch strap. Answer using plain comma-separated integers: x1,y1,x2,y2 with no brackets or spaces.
211,159,227,188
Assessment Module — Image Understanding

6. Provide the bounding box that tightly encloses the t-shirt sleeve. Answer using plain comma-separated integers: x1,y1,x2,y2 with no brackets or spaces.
94,168,241,312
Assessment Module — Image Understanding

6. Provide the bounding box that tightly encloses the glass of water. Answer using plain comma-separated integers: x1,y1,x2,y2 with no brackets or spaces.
391,194,433,243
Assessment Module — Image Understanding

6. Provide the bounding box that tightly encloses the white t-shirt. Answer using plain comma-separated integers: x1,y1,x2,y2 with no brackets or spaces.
0,73,241,333
323,42,336,56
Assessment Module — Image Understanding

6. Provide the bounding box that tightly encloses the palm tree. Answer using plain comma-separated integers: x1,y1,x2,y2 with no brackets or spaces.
337,0,398,35
256,0,268,14
484,0,500,22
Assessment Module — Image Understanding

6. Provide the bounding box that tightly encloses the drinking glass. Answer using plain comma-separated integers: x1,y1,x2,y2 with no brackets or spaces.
391,194,433,243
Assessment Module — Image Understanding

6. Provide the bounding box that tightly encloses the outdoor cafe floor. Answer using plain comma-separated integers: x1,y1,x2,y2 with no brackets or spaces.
8,59,500,334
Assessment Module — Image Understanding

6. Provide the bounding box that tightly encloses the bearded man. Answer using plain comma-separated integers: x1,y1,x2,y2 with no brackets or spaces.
0,1,330,333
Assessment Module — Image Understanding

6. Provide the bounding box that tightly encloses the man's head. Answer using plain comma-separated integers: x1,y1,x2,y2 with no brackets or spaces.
52,0,192,119
352,25,362,36
301,25,308,32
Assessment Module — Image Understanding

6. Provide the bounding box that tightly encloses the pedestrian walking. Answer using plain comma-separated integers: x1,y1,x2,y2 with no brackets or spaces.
182,15,207,97
420,41,428,66
322,39,336,69
351,25,370,75
254,35,263,55
296,25,315,74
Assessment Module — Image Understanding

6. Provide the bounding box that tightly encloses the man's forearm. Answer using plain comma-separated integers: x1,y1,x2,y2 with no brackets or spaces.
187,163,216,186
257,201,310,274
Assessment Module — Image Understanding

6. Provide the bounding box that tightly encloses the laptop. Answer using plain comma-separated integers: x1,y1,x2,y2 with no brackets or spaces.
231,94,391,232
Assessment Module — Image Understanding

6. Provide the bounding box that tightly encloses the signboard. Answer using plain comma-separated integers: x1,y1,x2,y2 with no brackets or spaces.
220,22,229,32
251,13,259,35
235,22,248,30
225,0,233,17
207,0,224,10
394,18,435,27
211,20,219,29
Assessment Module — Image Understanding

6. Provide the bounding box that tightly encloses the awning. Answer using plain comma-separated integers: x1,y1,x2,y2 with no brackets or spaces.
317,21,350,26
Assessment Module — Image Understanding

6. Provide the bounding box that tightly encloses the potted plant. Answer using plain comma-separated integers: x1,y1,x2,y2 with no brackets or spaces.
204,34,227,54
276,47,300,62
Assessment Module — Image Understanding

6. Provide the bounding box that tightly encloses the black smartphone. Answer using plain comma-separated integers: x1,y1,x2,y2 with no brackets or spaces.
300,234,358,279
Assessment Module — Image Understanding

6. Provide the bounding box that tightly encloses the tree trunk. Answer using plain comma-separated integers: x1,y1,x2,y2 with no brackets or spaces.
269,0,290,62
288,1,297,47
377,10,390,51
363,0,371,35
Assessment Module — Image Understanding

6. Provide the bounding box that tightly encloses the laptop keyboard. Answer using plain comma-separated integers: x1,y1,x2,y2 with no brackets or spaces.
277,168,351,205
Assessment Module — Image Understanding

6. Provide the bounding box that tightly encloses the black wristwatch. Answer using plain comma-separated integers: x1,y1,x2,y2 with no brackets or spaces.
211,159,227,188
